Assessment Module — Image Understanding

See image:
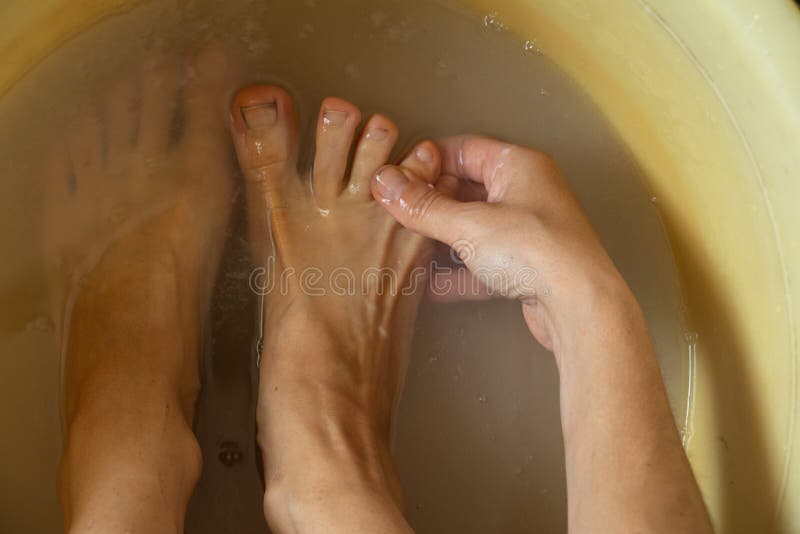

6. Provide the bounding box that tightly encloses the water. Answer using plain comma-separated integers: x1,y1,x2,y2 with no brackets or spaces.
0,0,691,532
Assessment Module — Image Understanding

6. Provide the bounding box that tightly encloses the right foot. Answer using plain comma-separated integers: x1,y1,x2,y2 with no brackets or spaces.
45,44,235,532
228,86,448,529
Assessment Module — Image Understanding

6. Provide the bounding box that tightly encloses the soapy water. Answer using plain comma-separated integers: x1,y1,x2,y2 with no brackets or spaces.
0,0,694,532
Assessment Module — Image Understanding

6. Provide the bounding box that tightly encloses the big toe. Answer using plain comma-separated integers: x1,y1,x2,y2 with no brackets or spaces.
229,85,299,200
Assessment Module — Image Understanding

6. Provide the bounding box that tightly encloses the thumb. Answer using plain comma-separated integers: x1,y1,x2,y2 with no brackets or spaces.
371,165,469,247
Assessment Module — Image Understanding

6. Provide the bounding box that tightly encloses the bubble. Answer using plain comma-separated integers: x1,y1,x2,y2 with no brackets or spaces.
108,203,128,225
76,274,91,289
26,315,54,333
298,23,314,39
244,19,259,33
387,25,413,43
477,394,487,403
684,331,699,344
434,58,449,78
344,63,360,80
539,88,551,97
523,39,542,55
483,12,506,32
247,39,271,53
370,11,388,27
218,441,244,467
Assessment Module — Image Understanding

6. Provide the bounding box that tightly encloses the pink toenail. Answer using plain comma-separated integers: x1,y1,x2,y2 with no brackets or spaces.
415,146,434,163
242,102,277,129
323,110,348,126
375,167,409,201
366,128,390,141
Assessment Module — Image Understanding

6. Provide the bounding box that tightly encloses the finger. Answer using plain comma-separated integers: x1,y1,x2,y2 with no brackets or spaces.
436,135,561,205
436,135,515,184
371,164,479,247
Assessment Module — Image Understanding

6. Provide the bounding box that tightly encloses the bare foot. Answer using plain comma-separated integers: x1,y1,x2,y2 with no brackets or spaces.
229,85,450,532
44,44,235,533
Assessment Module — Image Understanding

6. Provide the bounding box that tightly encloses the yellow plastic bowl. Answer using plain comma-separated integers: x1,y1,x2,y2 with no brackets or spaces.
1,1,798,532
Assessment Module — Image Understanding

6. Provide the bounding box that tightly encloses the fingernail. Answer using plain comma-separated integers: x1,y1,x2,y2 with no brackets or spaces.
415,146,434,163
323,109,348,126
241,102,277,129
375,167,409,201
366,127,390,141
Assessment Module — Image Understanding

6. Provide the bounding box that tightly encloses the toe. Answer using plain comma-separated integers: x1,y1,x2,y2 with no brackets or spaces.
398,140,441,185
346,114,398,200
229,85,299,200
312,97,361,204
183,42,232,149
68,113,105,181
104,76,139,164
138,53,182,152
43,145,73,200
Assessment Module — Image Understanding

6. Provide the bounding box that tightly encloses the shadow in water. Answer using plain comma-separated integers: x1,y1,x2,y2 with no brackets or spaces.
185,177,270,534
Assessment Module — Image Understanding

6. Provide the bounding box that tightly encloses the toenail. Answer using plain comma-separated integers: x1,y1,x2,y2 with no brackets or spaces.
366,127,390,141
323,109,348,127
242,102,277,129
375,167,409,201
415,146,434,163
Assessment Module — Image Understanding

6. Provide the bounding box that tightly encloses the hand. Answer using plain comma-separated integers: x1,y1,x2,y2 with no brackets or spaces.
371,135,630,351
373,135,714,534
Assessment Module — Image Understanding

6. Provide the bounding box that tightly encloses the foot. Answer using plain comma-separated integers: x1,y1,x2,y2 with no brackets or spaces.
229,85,447,532
44,44,235,533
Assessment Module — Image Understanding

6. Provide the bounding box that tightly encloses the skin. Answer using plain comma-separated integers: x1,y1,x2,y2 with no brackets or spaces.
47,45,235,533
370,135,716,534
49,47,713,533
228,85,454,533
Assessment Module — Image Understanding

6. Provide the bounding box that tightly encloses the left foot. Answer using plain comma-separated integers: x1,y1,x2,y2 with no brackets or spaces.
45,44,235,532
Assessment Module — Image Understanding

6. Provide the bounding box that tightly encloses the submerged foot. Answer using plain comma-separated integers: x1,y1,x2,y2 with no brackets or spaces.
229,85,451,529
44,44,235,532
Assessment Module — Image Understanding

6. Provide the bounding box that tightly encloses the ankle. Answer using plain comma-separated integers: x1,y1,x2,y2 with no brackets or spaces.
261,446,406,534
258,396,405,530
61,399,202,531
264,481,408,534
